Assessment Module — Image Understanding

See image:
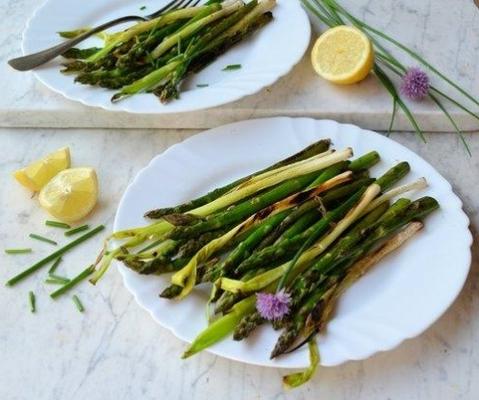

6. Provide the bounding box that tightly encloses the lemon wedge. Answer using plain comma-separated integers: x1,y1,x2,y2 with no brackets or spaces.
311,26,374,85
39,168,98,222
13,147,71,191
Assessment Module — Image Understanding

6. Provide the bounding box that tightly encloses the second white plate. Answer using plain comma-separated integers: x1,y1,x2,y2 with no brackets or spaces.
23,0,310,114
114,117,472,368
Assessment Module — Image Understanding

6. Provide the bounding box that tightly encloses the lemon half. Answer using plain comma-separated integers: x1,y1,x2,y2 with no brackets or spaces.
39,167,98,222
14,147,71,191
311,26,374,85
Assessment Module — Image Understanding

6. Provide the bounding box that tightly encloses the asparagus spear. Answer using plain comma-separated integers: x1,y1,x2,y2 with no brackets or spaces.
87,6,212,63
272,220,427,358
235,162,409,275
149,2,242,60
91,147,346,284
145,139,331,219
234,187,370,275
288,197,439,310
111,1,273,102
168,171,353,299
168,150,352,240
202,210,291,282
218,184,381,294
156,11,275,102
256,161,349,249
306,221,426,336
233,201,389,341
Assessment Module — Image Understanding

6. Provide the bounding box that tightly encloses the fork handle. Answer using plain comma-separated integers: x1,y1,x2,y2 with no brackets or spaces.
8,15,144,71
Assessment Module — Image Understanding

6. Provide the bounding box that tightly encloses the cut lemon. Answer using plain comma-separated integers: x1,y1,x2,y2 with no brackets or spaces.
311,26,374,85
39,168,98,222
13,147,71,191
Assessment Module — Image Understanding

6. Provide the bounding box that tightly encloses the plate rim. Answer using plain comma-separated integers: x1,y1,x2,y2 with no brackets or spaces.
114,117,473,368
22,0,311,114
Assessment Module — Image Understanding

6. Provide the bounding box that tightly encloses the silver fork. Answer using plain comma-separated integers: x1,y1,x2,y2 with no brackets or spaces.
8,0,202,71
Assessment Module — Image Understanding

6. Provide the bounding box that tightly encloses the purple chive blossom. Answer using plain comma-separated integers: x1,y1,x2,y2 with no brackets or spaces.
256,290,291,321
400,67,430,101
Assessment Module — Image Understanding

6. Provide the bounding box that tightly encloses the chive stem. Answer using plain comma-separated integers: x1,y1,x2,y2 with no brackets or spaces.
45,278,69,285
6,225,105,287
29,291,36,313
65,225,89,237
72,295,85,312
48,274,70,284
222,64,242,71
5,248,32,254
29,233,58,246
48,257,63,274
45,220,71,229
50,265,95,299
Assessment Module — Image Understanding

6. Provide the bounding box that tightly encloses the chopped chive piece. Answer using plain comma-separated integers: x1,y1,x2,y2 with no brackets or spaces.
29,291,36,313
50,265,95,299
137,239,163,254
65,225,89,237
222,64,242,71
48,274,70,284
6,225,105,287
196,84,209,88
72,295,85,312
48,257,62,274
45,220,71,229
45,278,68,285
140,6,146,10
5,248,32,254
29,233,57,246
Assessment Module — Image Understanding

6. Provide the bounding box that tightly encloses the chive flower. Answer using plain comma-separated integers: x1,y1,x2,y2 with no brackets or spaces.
400,67,430,101
256,290,291,321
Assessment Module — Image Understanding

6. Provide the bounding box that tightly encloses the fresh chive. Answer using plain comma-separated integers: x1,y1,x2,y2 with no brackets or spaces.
64,225,89,237
222,64,242,71
29,233,58,246
48,274,70,284
29,291,36,313
196,84,209,88
5,248,32,254
45,278,68,285
48,257,63,274
72,295,85,312
140,5,146,10
50,265,95,299
137,239,163,254
45,220,71,229
6,225,105,287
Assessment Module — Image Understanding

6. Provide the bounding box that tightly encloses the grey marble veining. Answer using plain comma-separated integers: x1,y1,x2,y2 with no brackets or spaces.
0,0,478,131
0,127,477,400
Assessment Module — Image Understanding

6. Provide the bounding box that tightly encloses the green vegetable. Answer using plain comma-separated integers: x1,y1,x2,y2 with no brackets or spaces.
29,291,36,313
222,64,242,71
29,233,57,246
50,265,95,299
45,220,71,229
64,225,89,236
47,257,63,274
6,225,105,287
72,295,85,312
5,248,32,254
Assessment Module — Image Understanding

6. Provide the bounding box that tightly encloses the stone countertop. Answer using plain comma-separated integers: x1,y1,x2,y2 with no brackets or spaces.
1,0,478,131
0,127,477,400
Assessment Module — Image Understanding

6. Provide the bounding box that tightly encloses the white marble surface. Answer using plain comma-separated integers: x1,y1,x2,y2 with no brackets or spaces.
1,0,479,131
0,127,478,400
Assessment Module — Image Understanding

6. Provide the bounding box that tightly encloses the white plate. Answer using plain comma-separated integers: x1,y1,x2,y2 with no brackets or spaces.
22,0,310,114
114,117,472,368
